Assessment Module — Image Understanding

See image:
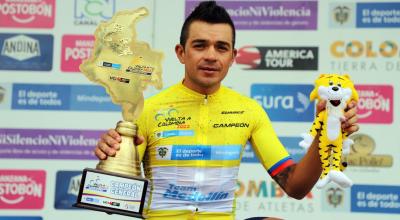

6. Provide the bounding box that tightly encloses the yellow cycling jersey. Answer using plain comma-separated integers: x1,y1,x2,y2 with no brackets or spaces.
135,82,294,219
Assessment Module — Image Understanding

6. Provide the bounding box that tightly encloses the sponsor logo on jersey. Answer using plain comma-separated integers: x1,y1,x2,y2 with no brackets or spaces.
163,183,229,202
213,122,249,128
157,147,168,158
221,110,244,114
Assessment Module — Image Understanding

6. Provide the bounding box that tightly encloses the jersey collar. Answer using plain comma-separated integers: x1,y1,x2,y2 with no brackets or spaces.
178,80,223,101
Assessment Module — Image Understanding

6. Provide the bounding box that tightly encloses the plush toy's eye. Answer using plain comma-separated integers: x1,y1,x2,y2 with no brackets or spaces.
337,83,342,87
329,81,333,86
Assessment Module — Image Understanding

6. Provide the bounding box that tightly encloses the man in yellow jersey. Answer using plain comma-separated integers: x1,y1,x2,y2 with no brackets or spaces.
94,1,359,219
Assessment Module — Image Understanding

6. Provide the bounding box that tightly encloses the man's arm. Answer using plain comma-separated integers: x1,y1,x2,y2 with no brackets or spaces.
273,134,321,199
273,101,359,199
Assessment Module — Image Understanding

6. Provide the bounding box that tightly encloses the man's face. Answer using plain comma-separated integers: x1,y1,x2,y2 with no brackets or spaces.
176,21,237,94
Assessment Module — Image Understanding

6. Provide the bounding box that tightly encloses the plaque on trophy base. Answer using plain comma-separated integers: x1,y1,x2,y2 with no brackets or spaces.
75,168,148,218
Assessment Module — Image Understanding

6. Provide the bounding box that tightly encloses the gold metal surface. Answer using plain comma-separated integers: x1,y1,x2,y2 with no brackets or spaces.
79,7,163,177
80,7,163,122
96,121,141,176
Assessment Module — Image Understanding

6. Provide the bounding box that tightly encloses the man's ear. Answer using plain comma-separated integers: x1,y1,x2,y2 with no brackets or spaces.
230,48,237,66
175,44,185,64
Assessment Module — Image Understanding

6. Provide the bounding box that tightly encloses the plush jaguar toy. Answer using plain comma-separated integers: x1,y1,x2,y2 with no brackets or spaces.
299,74,359,188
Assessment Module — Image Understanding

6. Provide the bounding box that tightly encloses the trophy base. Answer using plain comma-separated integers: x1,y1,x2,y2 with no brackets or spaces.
74,168,148,218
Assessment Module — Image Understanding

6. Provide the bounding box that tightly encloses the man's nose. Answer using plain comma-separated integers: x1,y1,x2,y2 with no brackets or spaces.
204,47,217,61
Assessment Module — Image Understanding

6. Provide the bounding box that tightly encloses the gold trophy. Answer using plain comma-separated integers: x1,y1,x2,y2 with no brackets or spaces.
74,7,163,218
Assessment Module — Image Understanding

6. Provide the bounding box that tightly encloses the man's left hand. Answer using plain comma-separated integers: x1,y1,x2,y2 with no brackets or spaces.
342,100,359,135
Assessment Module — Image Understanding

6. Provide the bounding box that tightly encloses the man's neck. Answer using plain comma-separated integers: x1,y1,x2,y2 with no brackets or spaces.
182,79,220,95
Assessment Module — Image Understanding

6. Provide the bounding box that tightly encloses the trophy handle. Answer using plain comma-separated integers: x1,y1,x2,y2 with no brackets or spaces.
96,121,142,176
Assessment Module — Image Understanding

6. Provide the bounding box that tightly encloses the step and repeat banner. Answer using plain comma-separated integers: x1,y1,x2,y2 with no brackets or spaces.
0,0,399,219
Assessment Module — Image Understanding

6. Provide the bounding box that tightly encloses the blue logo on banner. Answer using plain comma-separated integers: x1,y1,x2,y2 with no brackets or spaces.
12,84,70,110
241,137,305,163
54,171,83,209
171,145,241,160
0,33,53,71
0,217,42,220
251,84,314,122
357,3,400,28
351,184,400,214
10,83,120,111
70,85,120,111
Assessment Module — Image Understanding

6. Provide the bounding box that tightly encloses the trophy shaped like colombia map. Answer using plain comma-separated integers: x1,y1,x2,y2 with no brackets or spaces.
74,8,163,218
80,7,163,122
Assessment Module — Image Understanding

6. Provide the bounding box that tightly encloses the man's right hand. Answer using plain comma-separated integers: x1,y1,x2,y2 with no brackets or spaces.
94,129,144,160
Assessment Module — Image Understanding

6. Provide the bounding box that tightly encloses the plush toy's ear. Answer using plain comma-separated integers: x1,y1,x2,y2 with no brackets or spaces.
343,74,351,80
318,74,326,79
310,87,318,101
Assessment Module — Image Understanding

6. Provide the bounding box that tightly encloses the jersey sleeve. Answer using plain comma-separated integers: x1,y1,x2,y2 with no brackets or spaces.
249,101,294,177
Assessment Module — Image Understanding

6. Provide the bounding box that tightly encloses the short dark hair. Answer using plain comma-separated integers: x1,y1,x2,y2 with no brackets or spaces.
180,1,236,48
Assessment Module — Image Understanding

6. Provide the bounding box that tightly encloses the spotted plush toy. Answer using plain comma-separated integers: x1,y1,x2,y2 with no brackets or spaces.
299,74,359,188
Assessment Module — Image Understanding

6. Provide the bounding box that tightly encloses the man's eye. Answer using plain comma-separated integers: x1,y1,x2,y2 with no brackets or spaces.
218,46,228,51
194,44,204,48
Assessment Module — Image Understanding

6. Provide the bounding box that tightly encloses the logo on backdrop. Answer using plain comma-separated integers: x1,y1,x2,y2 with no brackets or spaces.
236,46,318,70
236,179,314,213
329,3,356,28
242,137,305,163
185,0,318,30
0,86,5,103
0,0,55,28
351,184,400,214
74,0,116,25
61,35,94,72
54,171,82,209
11,83,119,111
343,133,393,168
0,170,46,209
329,40,400,72
321,183,350,212
0,128,100,160
334,6,351,24
355,85,393,124
0,33,53,71
0,217,42,220
251,84,314,122
329,2,400,28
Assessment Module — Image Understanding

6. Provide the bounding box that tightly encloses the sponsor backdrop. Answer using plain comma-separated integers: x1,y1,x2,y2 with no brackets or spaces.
0,0,398,219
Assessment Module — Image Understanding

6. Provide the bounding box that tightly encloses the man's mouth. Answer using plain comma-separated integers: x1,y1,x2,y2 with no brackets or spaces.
199,66,219,74
330,100,341,107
